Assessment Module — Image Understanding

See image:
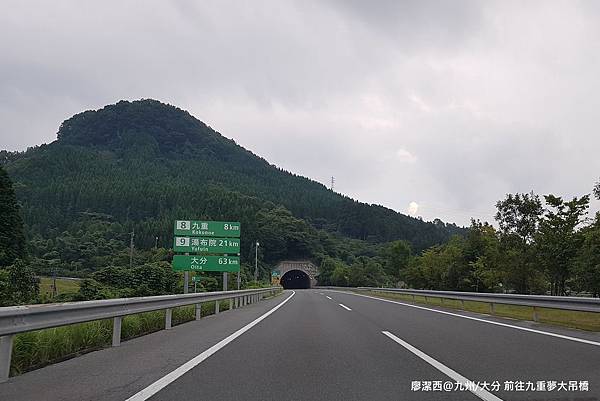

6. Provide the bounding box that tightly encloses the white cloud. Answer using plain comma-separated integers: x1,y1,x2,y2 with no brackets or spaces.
408,201,420,216
396,148,418,164
409,94,432,113
1,0,599,226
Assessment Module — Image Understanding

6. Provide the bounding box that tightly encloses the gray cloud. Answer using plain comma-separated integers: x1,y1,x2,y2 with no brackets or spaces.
1,0,599,225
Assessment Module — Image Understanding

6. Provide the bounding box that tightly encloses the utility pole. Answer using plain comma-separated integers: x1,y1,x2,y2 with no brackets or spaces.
184,252,189,294
331,176,335,191
254,241,260,282
129,228,135,269
52,264,57,298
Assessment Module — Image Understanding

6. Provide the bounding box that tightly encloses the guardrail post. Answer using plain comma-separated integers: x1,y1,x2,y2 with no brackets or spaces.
532,306,539,322
165,308,173,329
0,335,14,383
112,317,122,347
424,296,428,304
195,303,202,320
461,299,465,309
229,298,233,310
441,298,445,305
235,297,239,308
215,301,220,314
412,294,415,302
489,303,495,315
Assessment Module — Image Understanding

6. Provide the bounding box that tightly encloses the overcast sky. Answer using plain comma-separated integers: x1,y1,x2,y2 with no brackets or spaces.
1,0,599,226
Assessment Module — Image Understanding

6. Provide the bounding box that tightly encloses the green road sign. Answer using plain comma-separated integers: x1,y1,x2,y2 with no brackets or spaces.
174,220,241,237
172,255,240,272
173,237,240,254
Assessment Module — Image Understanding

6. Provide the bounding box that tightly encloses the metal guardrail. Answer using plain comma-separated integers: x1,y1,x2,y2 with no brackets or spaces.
355,287,600,313
0,287,281,382
318,286,600,315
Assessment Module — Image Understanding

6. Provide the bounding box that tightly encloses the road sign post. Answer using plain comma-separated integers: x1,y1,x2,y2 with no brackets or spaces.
174,221,240,237
173,237,240,254
173,220,241,294
172,255,240,272
184,252,190,294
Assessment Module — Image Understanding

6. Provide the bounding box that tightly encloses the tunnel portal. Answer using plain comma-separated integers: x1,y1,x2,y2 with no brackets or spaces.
273,261,318,289
280,269,311,289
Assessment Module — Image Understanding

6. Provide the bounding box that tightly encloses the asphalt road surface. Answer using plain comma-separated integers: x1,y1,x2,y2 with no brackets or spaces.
1,289,599,401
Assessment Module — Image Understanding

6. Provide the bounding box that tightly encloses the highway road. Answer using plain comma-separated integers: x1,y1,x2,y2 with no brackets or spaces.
1,289,599,401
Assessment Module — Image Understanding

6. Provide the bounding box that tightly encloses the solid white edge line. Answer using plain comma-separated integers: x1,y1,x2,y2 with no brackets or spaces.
326,296,332,300
339,303,352,311
382,331,503,401
124,290,296,401
339,291,600,347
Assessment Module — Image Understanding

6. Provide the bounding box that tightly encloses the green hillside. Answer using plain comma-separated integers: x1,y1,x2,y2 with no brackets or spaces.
1,99,462,276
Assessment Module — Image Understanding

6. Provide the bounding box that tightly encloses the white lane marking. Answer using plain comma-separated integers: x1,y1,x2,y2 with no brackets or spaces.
341,291,600,347
339,303,352,311
319,292,324,295
382,331,503,401
326,296,332,300
125,291,296,401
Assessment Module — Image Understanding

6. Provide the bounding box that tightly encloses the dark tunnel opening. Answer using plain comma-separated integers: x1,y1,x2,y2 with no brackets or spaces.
280,269,311,289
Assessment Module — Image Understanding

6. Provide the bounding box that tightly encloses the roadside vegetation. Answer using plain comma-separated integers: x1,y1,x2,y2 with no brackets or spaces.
363,290,600,332
319,182,600,299
12,301,214,375
38,277,80,299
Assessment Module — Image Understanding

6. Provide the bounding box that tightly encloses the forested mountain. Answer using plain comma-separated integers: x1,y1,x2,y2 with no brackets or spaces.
1,99,462,272
2,99,598,300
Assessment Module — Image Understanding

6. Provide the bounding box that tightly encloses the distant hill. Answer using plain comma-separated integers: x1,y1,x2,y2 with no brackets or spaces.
2,100,463,266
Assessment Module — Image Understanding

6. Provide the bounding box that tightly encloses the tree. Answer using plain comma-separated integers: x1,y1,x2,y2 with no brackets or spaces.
0,259,39,306
495,192,544,293
0,165,25,267
573,222,600,296
464,220,502,292
495,192,543,243
384,240,411,282
536,195,589,295
594,179,600,200
318,257,336,285
573,220,600,297
331,265,349,287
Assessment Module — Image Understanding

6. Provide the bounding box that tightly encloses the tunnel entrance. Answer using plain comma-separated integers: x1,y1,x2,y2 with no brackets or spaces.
280,269,311,289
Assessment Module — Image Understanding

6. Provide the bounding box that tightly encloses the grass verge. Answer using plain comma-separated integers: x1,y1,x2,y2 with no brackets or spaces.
38,277,81,297
364,291,600,332
10,299,236,376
